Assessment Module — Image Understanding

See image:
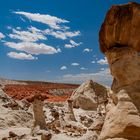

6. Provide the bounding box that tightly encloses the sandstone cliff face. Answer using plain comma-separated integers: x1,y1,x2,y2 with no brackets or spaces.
99,2,140,140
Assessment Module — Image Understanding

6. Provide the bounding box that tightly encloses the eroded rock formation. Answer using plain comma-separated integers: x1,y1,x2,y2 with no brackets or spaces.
32,92,47,130
70,80,107,110
46,108,61,133
99,2,140,111
99,2,140,140
99,89,140,140
67,99,77,121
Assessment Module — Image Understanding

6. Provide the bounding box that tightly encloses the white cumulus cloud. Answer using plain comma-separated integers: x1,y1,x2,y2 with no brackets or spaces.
7,52,37,60
0,32,5,39
83,48,92,53
28,26,42,33
4,42,61,55
5,12,81,60
100,68,105,71
80,67,88,70
44,29,80,40
9,29,47,42
65,40,82,48
70,40,82,46
97,57,108,65
91,60,95,64
64,44,74,48
60,66,67,70
16,27,21,30
71,63,80,66
14,11,69,30
57,68,112,86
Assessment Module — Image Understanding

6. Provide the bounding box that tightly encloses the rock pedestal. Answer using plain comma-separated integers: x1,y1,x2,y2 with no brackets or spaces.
67,99,77,121
32,93,47,130
98,2,140,140
99,2,140,111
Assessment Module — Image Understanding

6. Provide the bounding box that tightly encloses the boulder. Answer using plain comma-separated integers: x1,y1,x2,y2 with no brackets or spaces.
98,90,140,140
70,80,107,110
41,131,52,140
9,131,18,137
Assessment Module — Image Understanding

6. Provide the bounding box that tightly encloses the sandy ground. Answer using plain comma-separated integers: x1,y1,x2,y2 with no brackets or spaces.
0,105,96,140
0,81,99,140
0,127,95,140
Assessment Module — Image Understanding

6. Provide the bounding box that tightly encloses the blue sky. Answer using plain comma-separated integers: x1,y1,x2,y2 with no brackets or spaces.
0,0,139,86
